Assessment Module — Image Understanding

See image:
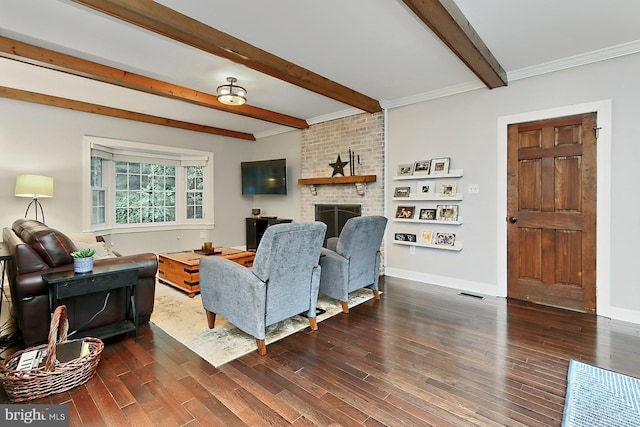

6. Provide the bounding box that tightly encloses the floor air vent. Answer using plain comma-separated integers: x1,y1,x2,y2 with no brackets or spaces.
458,292,485,300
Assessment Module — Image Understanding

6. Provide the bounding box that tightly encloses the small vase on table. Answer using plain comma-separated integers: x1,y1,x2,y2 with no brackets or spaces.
71,248,96,274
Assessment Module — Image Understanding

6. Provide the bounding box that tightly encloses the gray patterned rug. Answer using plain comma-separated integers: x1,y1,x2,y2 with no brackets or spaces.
150,283,376,367
563,360,640,426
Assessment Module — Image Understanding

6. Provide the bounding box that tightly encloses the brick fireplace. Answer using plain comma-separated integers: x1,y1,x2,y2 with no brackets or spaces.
315,204,361,243
299,112,385,223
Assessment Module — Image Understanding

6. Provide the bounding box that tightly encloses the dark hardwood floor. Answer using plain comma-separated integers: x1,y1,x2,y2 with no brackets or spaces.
2,276,640,426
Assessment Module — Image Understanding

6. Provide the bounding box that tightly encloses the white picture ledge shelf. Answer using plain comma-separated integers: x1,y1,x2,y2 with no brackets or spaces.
394,217,463,225
298,175,376,196
393,240,463,251
393,194,464,201
393,169,464,180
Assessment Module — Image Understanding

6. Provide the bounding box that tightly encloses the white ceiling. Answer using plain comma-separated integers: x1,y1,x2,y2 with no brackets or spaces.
2,0,640,139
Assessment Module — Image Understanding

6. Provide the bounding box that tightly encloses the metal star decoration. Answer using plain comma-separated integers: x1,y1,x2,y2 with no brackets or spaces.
329,154,349,177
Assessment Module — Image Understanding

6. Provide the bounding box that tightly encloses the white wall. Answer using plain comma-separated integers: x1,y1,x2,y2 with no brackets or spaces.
386,52,640,324
246,130,303,221
0,98,254,254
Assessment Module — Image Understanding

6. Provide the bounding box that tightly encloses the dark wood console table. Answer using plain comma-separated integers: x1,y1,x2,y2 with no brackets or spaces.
245,217,292,251
42,262,142,341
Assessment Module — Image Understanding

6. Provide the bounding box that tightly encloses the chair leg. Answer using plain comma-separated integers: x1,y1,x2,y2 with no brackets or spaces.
308,317,318,331
373,289,380,299
205,310,216,329
340,300,349,313
256,339,267,356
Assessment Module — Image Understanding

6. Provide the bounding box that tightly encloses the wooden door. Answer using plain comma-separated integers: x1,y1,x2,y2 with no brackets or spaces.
507,113,597,312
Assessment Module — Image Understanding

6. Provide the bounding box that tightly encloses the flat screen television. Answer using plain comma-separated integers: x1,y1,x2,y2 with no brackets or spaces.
241,158,287,195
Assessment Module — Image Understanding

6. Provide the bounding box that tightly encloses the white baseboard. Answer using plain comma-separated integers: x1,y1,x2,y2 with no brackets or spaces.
599,306,640,325
384,267,502,298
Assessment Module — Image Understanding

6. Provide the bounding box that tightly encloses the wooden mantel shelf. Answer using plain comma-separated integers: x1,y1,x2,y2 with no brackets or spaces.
298,175,376,196
298,175,376,185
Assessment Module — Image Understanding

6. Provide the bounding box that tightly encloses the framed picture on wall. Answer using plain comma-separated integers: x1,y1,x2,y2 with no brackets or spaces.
421,230,434,244
397,164,414,176
438,183,457,197
419,208,436,220
417,180,435,197
394,186,411,197
395,205,415,219
413,160,431,176
436,205,459,221
435,232,456,246
429,157,450,175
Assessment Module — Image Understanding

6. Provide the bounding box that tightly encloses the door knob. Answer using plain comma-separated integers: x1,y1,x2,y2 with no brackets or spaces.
509,217,518,223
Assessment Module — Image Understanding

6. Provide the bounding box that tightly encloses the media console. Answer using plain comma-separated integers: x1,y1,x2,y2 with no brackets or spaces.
245,217,293,251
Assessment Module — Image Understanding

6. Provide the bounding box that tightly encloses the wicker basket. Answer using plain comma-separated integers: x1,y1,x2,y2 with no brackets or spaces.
0,305,104,402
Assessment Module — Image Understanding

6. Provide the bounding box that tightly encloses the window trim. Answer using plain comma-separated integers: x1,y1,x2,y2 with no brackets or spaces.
82,136,214,233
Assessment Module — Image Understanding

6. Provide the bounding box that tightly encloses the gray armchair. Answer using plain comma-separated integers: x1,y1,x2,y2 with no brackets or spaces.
319,216,388,313
199,221,327,355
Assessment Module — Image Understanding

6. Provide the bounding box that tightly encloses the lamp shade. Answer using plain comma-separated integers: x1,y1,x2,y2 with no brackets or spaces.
15,175,54,198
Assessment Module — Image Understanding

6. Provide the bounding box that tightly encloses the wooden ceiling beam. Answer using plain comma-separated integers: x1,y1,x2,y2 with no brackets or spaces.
401,0,507,89
0,86,256,140
71,0,382,113
0,36,308,130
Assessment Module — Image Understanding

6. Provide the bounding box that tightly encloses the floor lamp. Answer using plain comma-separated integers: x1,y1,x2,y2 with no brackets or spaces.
15,174,54,224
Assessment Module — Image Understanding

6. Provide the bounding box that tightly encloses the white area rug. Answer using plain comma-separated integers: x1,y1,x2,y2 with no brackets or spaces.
150,283,375,367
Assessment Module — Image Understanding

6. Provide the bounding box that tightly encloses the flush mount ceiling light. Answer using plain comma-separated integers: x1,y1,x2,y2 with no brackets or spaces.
217,77,247,106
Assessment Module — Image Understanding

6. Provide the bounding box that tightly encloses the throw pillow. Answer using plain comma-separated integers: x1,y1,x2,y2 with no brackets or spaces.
72,241,117,260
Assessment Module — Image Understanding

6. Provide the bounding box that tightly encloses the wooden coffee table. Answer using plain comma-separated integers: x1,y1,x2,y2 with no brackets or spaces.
157,248,255,297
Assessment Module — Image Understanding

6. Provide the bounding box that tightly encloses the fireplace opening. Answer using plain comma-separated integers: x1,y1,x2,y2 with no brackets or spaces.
315,204,361,244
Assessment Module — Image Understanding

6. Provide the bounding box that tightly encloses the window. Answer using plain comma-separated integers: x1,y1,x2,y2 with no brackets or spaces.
91,157,106,225
186,166,204,219
85,136,212,231
115,161,176,224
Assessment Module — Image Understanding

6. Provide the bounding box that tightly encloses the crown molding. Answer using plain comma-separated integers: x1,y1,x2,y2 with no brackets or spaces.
306,107,364,125
253,126,297,140
508,39,640,82
254,107,364,139
383,40,640,111
381,81,485,110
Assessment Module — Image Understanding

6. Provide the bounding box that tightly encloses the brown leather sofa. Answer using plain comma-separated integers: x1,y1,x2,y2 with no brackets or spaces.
2,219,158,346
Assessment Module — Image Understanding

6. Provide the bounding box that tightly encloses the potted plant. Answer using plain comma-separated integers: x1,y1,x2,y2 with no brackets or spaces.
71,248,96,273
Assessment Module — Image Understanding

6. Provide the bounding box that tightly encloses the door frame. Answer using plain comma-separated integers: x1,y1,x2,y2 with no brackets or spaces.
496,100,612,317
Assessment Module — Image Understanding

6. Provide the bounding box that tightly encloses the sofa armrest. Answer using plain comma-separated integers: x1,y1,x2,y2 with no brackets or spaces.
200,257,266,338
319,247,350,301
326,237,339,251
94,253,158,325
